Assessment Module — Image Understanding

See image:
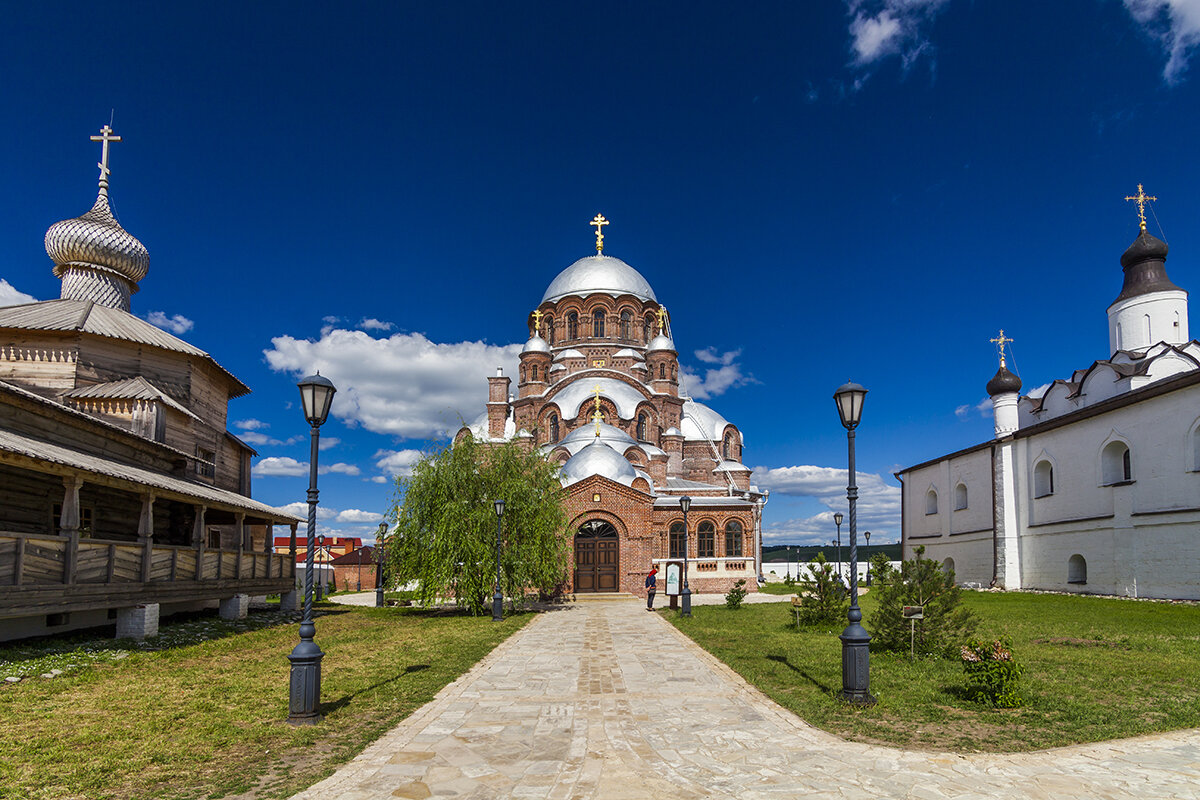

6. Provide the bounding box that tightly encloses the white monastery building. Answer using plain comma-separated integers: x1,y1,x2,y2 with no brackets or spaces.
897,188,1200,600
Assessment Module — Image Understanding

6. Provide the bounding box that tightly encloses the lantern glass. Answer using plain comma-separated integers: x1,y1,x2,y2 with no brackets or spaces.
494,498,505,518
679,495,691,514
833,381,868,430
834,512,843,526
298,373,337,426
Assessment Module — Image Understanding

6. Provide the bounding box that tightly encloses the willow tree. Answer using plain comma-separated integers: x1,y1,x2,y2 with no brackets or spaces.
385,436,570,615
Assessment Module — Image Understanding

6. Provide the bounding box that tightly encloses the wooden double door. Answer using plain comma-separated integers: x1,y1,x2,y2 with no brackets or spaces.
574,520,619,593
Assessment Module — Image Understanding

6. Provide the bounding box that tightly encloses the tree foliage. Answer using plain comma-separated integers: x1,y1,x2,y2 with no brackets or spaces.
796,552,847,626
869,552,894,585
384,436,570,615
868,545,977,657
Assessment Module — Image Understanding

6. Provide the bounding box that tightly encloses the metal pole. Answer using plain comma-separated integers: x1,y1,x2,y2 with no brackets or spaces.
840,427,875,705
836,519,843,583
375,535,385,608
681,506,692,617
492,512,503,622
357,546,362,592
287,423,325,724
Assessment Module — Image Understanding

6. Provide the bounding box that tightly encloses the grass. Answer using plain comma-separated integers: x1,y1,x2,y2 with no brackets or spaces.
757,581,800,596
0,603,530,800
666,590,1200,752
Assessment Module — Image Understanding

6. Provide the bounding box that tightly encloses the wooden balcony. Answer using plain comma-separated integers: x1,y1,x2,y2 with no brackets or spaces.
0,531,296,620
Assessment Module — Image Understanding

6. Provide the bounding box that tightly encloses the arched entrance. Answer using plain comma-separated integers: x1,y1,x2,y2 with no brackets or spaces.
574,519,619,593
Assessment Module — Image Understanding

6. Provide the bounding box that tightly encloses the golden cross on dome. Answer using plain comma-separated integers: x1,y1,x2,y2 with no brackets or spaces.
590,214,609,254
655,305,668,335
591,384,604,436
531,309,543,336
1124,184,1157,233
990,329,1014,368
90,124,122,197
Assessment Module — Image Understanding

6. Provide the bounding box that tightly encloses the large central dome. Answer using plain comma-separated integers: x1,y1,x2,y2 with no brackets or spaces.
541,255,657,304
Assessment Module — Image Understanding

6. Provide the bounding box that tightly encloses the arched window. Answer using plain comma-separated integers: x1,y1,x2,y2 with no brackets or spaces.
1143,313,1152,343
659,363,665,379
549,414,559,443
954,483,968,510
925,489,938,515
669,521,686,558
531,364,539,381
592,309,605,338
671,365,677,379
566,312,578,340
1193,425,1200,471
724,519,743,557
697,521,715,558
1102,441,1131,484
643,316,652,342
637,413,647,442
545,316,555,345
723,433,732,459
620,309,632,340
1068,554,1087,584
1034,460,1054,497
943,558,955,580
1115,322,1123,350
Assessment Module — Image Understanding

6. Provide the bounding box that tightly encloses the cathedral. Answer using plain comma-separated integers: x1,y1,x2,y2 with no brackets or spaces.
457,217,766,597
897,188,1200,600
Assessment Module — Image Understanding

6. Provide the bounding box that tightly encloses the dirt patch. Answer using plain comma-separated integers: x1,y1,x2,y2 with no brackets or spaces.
1032,637,1129,649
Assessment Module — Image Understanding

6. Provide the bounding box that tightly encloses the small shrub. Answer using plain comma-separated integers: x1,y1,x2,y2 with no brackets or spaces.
725,579,748,609
869,552,894,585
783,573,796,587
868,545,977,657
797,552,847,626
961,638,1024,708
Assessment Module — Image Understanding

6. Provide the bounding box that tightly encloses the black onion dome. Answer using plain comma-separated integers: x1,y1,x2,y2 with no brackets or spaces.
986,365,1022,397
1114,230,1181,304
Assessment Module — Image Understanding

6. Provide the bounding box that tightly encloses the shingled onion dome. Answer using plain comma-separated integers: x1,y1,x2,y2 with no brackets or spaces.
1113,230,1179,305
986,364,1022,397
46,191,149,313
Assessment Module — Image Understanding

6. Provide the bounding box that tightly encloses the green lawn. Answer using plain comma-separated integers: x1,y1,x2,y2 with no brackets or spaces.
0,604,530,800
667,590,1200,752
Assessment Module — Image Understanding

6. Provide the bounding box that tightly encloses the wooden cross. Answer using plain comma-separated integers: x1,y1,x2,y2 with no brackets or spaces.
590,214,609,254
90,124,122,196
656,305,668,335
990,329,1014,368
1124,184,1157,233
531,309,543,337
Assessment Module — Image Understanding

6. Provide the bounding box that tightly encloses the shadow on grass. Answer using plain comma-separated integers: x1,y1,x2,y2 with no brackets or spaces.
321,664,432,714
766,654,834,694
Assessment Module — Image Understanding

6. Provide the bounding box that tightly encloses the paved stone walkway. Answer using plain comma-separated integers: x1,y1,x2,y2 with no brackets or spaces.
292,598,1200,799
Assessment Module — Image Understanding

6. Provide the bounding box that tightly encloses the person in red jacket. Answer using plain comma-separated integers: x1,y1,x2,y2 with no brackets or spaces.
645,566,658,610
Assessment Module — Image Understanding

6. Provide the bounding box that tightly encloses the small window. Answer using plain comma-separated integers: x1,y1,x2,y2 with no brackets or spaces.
1068,554,1087,584
668,521,686,558
1034,460,1054,498
697,521,715,558
592,309,605,338
567,312,579,340
643,316,652,342
531,364,539,381
659,363,665,379
925,489,938,515
52,503,94,536
196,447,215,479
943,558,955,580
1102,441,1131,484
549,414,559,443
620,309,632,340
1193,426,1200,471
954,483,968,510
724,520,743,557
637,413,648,442
545,316,554,345
207,528,221,549
723,433,732,460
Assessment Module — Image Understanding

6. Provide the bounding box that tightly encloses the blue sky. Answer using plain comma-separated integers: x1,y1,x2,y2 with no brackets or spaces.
3,1,1200,546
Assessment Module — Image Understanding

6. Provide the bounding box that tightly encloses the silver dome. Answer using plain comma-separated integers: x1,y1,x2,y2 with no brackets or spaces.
554,421,638,456
559,438,638,487
46,193,149,285
522,334,551,354
541,255,657,304
647,333,675,352
681,399,732,441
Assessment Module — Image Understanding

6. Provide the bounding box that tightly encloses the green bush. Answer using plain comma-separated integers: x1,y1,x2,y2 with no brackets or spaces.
796,552,847,626
724,579,748,609
961,638,1024,708
869,552,894,585
868,545,977,657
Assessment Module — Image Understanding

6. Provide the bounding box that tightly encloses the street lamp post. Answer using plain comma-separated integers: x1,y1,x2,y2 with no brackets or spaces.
680,496,692,617
493,499,505,622
375,521,388,608
356,544,362,592
864,530,871,586
316,534,326,599
288,373,336,725
834,512,844,583
834,380,875,706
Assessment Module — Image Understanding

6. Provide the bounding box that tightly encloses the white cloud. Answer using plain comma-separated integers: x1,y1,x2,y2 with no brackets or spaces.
369,475,389,484
238,431,303,447
318,437,340,451
254,457,308,477
375,448,424,479
321,462,361,476
263,328,521,439
145,311,195,335
753,464,902,544
1124,0,1200,83
954,397,992,419
235,419,269,431
0,279,36,307
358,318,394,331
681,348,755,400
844,0,950,69
337,509,384,523
279,501,337,521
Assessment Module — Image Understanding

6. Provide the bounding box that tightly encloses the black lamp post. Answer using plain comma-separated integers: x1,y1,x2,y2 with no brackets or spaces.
356,544,362,592
288,372,336,725
834,512,844,583
680,495,692,617
492,499,505,622
316,534,326,599
863,530,871,586
374,521,388,608
834,380,875,706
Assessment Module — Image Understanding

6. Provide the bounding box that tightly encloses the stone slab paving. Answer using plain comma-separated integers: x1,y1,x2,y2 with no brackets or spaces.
292,598,1200,800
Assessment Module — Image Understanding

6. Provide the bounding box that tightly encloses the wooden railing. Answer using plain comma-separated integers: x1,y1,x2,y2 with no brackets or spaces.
0,531,294,587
